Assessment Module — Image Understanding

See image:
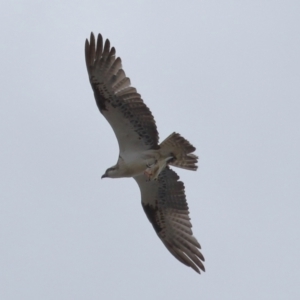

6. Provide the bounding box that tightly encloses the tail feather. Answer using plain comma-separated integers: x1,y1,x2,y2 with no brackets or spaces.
159,132,198,171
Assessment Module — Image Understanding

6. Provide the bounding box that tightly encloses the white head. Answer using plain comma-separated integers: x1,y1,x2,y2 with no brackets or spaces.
101,165,121,179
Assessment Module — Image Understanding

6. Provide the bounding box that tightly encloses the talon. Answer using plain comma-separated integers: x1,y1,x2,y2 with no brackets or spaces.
144,168,153,181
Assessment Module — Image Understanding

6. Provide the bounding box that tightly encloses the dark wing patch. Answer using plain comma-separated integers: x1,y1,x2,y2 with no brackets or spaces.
85,33,159,153
142,204,162,233
134,167,205,274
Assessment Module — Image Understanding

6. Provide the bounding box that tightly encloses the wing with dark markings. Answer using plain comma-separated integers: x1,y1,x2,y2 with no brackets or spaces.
134,167,205,274
85,33,159,155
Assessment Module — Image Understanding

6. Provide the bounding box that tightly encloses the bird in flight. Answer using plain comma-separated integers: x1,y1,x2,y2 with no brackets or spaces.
85,33,205,274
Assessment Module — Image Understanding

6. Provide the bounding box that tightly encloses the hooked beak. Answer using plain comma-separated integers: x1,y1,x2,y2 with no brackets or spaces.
101,174,107,179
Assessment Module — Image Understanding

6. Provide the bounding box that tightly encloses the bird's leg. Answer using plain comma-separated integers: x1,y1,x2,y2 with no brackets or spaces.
151,163,164,180
150,157,171,180
144,169,152,181
144,160,158,181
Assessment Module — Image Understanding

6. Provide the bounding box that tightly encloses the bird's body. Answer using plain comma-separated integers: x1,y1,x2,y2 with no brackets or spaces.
104,149,162,178
85,33,205,273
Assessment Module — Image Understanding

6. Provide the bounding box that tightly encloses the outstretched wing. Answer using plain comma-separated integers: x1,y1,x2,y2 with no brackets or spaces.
85,33,159,155
134,167,205,274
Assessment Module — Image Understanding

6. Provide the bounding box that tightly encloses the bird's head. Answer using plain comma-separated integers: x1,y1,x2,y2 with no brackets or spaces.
101,165,120,179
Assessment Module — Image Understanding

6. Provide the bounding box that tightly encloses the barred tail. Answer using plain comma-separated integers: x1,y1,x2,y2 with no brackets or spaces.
159,132,198,171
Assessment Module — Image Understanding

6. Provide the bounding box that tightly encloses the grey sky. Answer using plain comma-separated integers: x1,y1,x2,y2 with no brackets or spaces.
1,1,300,299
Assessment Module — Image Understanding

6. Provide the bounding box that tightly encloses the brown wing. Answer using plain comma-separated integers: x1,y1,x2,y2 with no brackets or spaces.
85,33,159,155
134,167,205,274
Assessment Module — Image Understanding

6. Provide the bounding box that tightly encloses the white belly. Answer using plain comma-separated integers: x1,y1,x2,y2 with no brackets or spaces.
119,150,159,177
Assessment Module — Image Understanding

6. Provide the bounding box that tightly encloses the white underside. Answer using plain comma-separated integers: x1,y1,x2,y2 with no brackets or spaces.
113,149,170,179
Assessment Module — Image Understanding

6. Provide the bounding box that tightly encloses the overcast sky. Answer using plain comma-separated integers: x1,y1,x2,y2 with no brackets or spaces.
1,1,300,299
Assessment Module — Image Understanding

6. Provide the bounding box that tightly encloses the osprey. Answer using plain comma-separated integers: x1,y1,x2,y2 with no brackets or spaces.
85,33,205,274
